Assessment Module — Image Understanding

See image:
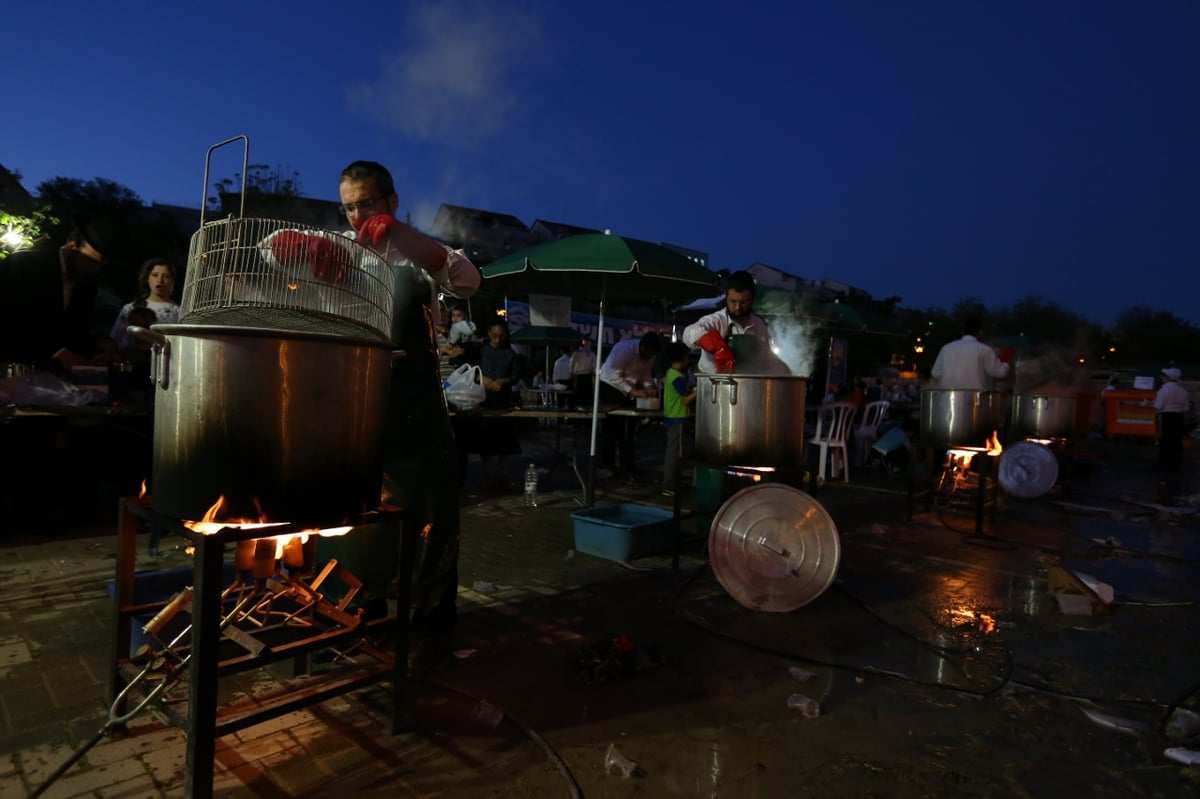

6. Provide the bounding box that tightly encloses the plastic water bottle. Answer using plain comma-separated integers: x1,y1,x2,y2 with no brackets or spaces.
787,693,821,718
524,464,539,507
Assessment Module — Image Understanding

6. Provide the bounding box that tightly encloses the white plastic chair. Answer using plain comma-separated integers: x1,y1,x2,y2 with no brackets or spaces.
855,400,891,468
809,402,857,482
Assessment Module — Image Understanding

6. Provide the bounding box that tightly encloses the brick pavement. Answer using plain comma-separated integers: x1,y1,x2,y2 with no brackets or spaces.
1,423,1197,797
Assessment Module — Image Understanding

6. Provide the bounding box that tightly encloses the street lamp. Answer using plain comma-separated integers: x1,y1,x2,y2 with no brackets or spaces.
2,227,25,250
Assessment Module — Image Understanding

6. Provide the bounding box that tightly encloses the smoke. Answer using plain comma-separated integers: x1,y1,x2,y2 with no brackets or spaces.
345,1,543,151
768,315,821,378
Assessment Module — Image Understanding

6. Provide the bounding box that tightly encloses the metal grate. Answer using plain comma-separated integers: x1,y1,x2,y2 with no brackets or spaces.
179,217,394,341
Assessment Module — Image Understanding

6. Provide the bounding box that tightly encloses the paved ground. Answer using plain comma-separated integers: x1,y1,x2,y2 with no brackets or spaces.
2,420,1200,797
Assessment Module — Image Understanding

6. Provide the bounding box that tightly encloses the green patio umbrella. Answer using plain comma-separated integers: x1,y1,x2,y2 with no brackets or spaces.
482,233,718,301
510,325,588,381
989,333,1043,351
482,233,718,506
811,301,908,337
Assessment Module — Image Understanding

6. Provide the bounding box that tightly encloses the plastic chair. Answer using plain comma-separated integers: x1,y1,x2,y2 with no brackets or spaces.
809,402,857,482
855,400,891,468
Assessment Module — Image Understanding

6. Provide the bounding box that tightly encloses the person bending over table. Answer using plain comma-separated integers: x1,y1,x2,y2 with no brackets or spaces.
597,331,662,478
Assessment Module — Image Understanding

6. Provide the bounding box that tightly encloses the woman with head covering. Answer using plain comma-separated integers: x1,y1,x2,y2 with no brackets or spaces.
1153,367,1189,479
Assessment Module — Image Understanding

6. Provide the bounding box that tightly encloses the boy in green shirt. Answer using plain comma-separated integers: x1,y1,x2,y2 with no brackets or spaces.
662,341,697,496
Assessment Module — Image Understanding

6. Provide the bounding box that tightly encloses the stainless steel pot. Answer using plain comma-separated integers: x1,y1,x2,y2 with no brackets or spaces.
919,389,1006,449
1009,393,1076,439
133,324,392,523
695,374,808,468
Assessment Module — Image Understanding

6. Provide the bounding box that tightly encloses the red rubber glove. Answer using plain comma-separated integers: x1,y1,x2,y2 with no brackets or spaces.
269,230,309,266
998,346,1014,365
356,214,398,247
269,231,352,283
697,329,735,373
307,236,352,284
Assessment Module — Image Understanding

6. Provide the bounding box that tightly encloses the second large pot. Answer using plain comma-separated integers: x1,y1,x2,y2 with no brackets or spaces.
136,324,393,524
1009,393,1077,439
695,374,808,468
919,389,1007,449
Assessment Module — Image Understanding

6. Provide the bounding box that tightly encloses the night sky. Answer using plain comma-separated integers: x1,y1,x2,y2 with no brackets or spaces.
2,1,1195,325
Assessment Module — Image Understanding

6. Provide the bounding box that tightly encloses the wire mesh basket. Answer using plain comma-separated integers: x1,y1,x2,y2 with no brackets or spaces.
179,216,395,341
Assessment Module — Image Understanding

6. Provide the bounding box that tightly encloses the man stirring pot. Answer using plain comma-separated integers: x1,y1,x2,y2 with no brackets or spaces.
683,270,776,375
319,160,479,672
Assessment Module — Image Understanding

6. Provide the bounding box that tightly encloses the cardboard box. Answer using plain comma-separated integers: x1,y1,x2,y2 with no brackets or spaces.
571,503,676,562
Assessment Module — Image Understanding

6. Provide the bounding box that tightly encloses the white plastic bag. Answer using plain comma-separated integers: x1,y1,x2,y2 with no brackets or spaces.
444,363,486,410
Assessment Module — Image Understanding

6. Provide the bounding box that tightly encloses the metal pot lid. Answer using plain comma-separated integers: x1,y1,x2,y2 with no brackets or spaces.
998,440,1059,498
708,483,840,613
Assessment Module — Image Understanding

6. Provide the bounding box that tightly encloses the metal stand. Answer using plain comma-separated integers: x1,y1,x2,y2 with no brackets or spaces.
110,499,413,799
907,444,998,534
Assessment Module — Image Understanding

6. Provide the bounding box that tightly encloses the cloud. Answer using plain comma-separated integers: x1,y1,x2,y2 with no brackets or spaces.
346,1,542,150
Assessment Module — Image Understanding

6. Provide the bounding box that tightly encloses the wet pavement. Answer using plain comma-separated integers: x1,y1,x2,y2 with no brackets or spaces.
2,421,1199,798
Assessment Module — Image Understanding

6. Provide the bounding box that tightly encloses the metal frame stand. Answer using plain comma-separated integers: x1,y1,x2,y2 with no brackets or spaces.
110,499,414,798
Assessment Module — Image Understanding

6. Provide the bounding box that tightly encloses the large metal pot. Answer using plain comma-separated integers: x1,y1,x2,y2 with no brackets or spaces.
1009,393,1077,439
134,324,392,523
695,374,808,468
919,389,1006,449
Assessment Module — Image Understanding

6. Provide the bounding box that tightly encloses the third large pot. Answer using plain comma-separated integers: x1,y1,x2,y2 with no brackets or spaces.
695,374,808,468
135,324,393,524
919,389,1007,449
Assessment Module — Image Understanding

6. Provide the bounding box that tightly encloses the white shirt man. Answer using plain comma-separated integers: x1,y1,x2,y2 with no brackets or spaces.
682,271,771,374
570,343,596,378
552,351,573,383
930,321,1010,391
599,334,661,398
1154,369,1189,414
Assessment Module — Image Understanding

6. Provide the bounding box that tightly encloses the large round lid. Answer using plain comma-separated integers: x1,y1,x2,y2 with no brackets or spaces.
998,440,1059,498
708,483,840,613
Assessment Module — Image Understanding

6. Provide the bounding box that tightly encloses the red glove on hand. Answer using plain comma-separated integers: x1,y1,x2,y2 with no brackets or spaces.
998,346,1014,365
697,329,736,374
356,214,398,247
307,236,352,284
269,231,352,284
269,230,309,266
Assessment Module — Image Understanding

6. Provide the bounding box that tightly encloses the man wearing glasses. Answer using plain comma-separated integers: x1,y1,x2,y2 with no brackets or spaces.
321,160,480,673
0,212,124,370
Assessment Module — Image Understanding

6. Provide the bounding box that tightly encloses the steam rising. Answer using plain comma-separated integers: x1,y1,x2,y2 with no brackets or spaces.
769,316,821,378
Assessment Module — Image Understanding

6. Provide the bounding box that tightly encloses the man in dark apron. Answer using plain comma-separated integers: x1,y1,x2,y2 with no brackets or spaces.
324,160,479,671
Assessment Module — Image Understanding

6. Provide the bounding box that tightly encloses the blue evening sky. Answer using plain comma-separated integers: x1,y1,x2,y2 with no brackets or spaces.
2,1,1196,325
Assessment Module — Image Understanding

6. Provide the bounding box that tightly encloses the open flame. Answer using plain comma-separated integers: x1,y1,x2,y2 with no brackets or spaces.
182,495,353,559
727,465,777,483
138,479,149,499
985,430,1003,455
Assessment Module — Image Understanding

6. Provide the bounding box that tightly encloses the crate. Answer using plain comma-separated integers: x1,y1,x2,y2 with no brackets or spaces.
1102,389,1157,439
571,503,676,562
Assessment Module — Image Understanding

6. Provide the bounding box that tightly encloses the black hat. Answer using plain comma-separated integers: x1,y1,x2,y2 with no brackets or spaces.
71,211,125,261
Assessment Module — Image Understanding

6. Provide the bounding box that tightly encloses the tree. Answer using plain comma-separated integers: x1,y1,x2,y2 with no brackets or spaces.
203,164,339,227
1110,306,1200,366
0,206,59,261
988,294,1106,363
36,176,143,210
208,164,303,212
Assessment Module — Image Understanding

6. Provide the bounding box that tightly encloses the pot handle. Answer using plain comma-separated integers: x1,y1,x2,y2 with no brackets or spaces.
707,374,738,405
128,326,170,390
